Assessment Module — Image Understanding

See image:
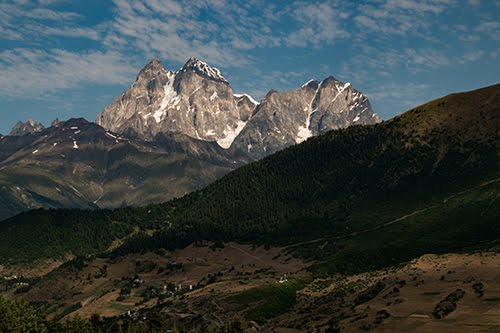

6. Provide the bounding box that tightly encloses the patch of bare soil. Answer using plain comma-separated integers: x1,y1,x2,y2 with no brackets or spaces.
272,252,500,333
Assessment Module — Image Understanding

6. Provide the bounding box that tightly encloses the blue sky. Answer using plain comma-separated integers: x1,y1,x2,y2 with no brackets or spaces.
0,0,499,134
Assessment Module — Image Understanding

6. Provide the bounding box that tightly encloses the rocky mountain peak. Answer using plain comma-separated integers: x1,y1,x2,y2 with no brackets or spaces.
230,76,381,159
97,57,253,147
51,118,61,127
9,118,45,136
137,59,167,80
234,93,259,107
264,89,279,98
63,118,90,127
320,76,339,86
180,57,227,83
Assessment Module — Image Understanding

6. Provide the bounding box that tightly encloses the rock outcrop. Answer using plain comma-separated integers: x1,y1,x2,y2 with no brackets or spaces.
9,119,45,136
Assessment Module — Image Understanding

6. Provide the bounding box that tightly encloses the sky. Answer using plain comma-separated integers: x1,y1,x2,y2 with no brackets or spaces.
0,0,499,134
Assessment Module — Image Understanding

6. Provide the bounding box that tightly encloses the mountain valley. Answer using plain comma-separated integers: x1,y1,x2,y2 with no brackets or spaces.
2,1,499,331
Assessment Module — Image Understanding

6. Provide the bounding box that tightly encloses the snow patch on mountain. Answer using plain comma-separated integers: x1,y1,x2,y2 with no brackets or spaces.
301,79,316,88
296,84,321,144
153,75,179,124
217,120,247,149
182,57,227,83
234,93,259,105
330,82,351,104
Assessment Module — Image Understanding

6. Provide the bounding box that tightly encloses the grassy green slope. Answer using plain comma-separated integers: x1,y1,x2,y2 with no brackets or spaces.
305,178,499,273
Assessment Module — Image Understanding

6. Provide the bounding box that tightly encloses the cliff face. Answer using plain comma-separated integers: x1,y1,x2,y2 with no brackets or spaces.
96,58,255,148
230,77,380,159
97,58,380,157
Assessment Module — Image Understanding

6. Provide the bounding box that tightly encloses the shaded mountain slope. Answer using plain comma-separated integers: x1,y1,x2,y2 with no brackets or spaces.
161,84,498,241
0,118,243,221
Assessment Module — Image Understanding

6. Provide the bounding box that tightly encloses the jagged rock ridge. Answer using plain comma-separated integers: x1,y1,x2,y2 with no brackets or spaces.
97,58,380,155
230,76,381,159
9,119,45,136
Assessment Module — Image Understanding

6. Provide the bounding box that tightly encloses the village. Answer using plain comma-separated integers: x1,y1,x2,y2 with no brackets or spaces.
0,242,308,322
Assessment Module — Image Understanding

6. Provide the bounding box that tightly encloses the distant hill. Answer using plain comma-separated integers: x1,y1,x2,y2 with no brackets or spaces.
0,84,498,268
0,118,243,221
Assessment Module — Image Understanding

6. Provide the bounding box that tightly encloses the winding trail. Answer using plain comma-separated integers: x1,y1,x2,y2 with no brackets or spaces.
285,207,430,250
227,243,265,264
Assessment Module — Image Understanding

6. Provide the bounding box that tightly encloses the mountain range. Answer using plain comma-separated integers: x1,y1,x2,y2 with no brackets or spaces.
96,58,379,158
0,58,379,221
0,118,239,221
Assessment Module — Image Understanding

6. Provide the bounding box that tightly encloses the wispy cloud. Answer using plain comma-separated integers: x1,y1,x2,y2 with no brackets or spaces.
364,82,440,118
459,50,485,63
105,0,355,67
285,1,349,47
104,0,253,67
355,0,456,38
340,45,452,82
0,2,81,21
0,1,101,43
366,82,433,103
37,25,100,40
475,21,500,40
0,48,135,98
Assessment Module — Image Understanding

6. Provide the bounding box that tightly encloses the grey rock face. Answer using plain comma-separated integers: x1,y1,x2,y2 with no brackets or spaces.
230,77,381,159
9,119,45,136
97,58,255,148
98,57,380,158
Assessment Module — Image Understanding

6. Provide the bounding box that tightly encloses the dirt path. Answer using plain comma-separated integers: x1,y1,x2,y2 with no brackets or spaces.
286,207,430,249
227,243,266,264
